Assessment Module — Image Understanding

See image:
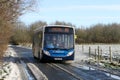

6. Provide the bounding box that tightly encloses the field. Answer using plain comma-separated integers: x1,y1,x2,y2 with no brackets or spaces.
75,44,120,63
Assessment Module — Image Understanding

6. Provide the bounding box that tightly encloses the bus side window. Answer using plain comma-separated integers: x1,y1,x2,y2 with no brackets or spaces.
34,34,38,46
38,32,42,47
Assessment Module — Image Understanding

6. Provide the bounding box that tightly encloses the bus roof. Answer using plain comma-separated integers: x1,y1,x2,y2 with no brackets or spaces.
45,25,74,28
34,25,74,33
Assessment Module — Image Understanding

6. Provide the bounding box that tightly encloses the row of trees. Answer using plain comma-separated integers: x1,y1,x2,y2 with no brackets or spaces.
11,21,120,45
76,23,120,44
0,0,35,61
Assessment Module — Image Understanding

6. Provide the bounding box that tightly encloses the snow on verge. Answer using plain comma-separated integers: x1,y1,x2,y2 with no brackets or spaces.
4,62,21,80
0,46,22,80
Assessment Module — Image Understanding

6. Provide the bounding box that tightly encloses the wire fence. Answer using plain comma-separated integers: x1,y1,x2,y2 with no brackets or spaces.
76,44,120,64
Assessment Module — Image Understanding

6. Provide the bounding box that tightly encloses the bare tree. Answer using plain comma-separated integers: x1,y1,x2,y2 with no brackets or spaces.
0,0,35,22
0,0,36,61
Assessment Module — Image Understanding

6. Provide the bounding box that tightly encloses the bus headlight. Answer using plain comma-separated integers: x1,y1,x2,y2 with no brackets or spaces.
43,50,50,56
67,51,74,56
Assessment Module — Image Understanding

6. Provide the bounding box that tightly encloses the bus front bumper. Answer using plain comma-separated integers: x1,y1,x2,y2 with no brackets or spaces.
42,53,74,61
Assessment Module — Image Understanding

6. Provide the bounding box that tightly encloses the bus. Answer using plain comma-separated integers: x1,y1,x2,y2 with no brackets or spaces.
32,25,75,61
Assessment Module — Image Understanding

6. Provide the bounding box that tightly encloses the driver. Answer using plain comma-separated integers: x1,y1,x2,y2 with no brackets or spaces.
53,36,57,47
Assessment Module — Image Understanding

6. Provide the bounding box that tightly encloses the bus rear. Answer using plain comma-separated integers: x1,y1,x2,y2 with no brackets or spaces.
42,25,75,61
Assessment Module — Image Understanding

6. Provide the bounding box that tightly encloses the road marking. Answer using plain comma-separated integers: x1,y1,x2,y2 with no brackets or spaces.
27,63,48,80
48,63,83,80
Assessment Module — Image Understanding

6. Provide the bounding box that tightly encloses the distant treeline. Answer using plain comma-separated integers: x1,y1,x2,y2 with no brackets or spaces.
76,23,120,44
10,21,120,45
10,21,75,45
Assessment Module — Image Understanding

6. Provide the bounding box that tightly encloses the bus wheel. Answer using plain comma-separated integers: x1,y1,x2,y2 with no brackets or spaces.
33,53,38,59
33,56,37,59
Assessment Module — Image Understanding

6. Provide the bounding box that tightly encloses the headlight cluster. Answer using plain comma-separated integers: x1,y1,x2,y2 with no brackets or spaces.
43,50,50,56
67,51,74,56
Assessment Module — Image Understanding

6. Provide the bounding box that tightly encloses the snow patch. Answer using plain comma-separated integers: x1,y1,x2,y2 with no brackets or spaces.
0,46,22,80
4,62,21,80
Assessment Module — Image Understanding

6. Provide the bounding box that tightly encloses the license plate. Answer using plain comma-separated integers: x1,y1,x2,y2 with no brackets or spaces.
54,58,62,60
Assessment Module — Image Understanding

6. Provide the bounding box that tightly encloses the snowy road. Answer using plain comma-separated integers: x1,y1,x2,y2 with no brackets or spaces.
10,45,120,80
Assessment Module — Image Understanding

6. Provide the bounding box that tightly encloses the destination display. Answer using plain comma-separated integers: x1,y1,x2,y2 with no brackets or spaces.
45,27,73,33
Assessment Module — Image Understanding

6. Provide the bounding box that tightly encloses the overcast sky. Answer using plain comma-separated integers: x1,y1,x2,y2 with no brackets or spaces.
19,0,120,27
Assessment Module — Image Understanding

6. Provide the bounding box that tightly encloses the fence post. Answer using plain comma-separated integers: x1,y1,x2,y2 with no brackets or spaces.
89,46,91,58
82,45,84,53
95,49,97,60
98,46,100,63
109,46,112,62
100,49,102,60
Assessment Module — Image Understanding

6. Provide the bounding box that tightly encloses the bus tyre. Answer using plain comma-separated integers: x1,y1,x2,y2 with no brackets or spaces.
33,51,37,59
33,56,37,59
33,53,37,59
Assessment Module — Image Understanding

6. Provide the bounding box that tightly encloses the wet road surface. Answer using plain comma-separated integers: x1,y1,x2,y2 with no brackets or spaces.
11,45,120,80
